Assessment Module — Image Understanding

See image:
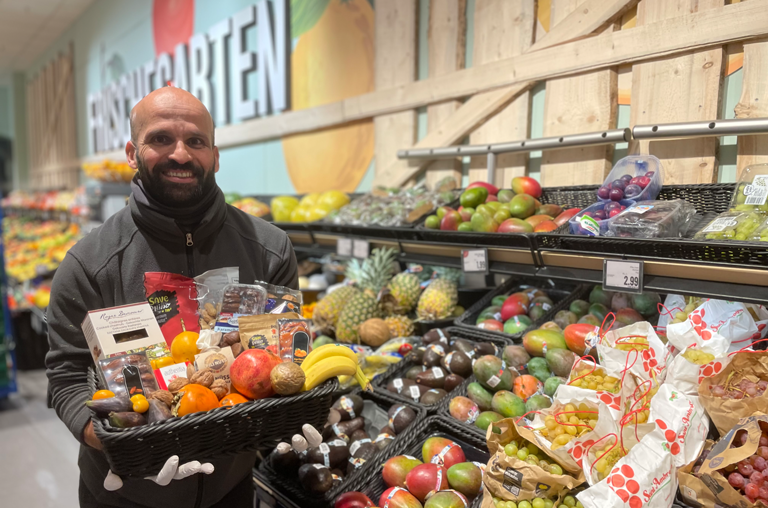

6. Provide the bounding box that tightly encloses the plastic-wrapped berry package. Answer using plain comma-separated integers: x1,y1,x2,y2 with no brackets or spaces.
606,199,696,238
596,155,663,203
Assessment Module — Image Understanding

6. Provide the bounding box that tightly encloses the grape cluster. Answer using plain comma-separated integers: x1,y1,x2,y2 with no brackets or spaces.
719,430,768,503
710,378,768,399
540,403,598,450
613,336,650,352
491,494,584,508
503,440,564,476
698,211,764,241
681,349,715,366
669,297,705,325
593,438,624,481
597,173,652,202
568,366,620,393
733,182,768,213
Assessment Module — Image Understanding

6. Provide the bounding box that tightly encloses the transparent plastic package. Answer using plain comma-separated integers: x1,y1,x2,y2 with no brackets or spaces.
98,351,160,398
597,155,663,203
730,163,768,213
569,199,636,236
607,199,696,238
749,215,768,242
693,210,765,241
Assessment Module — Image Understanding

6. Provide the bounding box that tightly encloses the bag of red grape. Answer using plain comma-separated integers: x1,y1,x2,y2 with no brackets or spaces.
677,441,720,508
698,351,768,435
664,346,731,397
555,357,637,421
598,321,670,384
648,384,709,468
697,415,768,506
668,299,758,353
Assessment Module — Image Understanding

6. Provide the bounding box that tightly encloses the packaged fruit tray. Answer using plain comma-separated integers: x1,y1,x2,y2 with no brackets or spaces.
87,367,337,477
454,276,589,342
534,183,768,266
346,415,490,508
373,327,510,414
258,388,427,508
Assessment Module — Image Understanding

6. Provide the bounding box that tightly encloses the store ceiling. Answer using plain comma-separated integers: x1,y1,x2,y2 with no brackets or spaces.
0,0,95,71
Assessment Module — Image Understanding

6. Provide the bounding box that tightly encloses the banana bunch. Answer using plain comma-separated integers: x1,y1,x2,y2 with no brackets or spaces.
364,354,403,368
301,344,372,392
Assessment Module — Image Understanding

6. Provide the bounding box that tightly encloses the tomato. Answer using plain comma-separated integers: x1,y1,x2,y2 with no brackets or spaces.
92,390,115,400
175,384,219,417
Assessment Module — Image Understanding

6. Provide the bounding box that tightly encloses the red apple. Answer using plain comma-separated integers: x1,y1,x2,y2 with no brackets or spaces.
511,176,542,198
467,181,499,195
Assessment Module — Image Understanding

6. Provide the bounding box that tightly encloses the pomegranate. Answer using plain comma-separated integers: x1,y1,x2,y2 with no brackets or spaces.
230,349,282,399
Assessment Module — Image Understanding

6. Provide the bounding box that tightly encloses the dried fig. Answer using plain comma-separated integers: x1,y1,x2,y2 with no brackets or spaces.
168,377,190,394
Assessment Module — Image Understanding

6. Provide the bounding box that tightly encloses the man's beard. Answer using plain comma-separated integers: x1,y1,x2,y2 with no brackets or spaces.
136,155,217,207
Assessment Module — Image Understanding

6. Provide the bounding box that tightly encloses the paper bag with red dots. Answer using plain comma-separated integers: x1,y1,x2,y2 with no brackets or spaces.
676,440,720,508
668,299,758,353
555,358,637,421
664,348,731,397
599,321,671,384
648,384,709,468
697,415,768,507
698,351,768,435
746,303,768,341
577,435,678,508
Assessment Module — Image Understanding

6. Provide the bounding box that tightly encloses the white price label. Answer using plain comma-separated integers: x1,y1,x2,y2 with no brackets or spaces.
603,259,644,294
353,239,370,259
462,249,488,273
337,238,352,257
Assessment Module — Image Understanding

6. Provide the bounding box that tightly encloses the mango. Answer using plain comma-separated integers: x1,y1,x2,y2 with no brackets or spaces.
531,296,554,308
564,323,598,355
501,294,528,321
460,187,488,208
589,303,610,323
502,345,530,371
513,374,543,400
569,299,590,317
511,176,542,198
493,209,512,223
423,437,466,470
498,218,533,233
525,214,553,228
578,314,601,326
503,315,532,335
528,305,547,321
424,490,469,508
527,357,552,383
508,194,536,219
491,390,527,418
611,292,631,312
437,206,454,219
497,189,515,203
486,201,503,211
473,355,516,391
545,348,577,377
470,212,499,233
475,411,503,432
425,215,440,229
525,394,552,412
544,376,566,397
406,463,449,502
446,462,483,498
631,292,661,317
615,307,643,328
379,487,424,508
491,296,507,307
457,222,474,232
475,204,493,216
554,310,578,330
539,321,562,333
476,305,502,323
522,329,568,357
533,220,558,232
537,203,563,217
449,396,479,423
383,455,423,488
466,382,494,411
589,286,614,306
477,319,503,332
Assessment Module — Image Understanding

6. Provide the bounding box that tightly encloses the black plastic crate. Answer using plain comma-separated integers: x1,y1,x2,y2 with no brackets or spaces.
258,388,426,508
373,327,509,414
414,287,495,336
346,415,489,508
454,277,589,342
437,374,489,441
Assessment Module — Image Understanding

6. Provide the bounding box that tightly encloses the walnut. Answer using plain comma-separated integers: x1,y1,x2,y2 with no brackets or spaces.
210,379,229,400
147,389,174,408
189,368,214,388
187,363,196,378
168,377,190,394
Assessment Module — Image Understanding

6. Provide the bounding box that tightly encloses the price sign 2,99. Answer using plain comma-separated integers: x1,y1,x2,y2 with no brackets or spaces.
602,259,644,294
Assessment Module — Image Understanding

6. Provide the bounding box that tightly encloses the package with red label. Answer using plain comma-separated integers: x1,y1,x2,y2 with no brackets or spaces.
144,272,201,347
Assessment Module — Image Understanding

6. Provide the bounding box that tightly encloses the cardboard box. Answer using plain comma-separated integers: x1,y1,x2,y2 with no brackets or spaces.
82,302,170,366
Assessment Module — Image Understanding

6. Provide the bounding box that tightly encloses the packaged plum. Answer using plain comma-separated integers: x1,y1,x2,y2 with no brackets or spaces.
606,199,696,239
596,155,663,203
693,210,765,241
569,200,636,236
730,163,768,213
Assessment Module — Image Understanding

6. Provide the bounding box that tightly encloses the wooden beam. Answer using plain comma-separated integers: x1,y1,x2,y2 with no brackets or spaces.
372,0,418,187
629,0,725,184
387,0,637,186
467,0,536,187
540,0,617,186
424,0,467,189
735,35,768,173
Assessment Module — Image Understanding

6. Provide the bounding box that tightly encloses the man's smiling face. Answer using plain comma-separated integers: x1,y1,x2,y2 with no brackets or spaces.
126,87,220,207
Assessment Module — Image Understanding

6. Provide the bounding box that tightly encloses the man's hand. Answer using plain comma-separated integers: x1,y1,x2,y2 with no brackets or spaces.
103,456,215,491
83,421,103,451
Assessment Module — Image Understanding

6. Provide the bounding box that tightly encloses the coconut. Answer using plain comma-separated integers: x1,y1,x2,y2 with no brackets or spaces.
358,318,391,347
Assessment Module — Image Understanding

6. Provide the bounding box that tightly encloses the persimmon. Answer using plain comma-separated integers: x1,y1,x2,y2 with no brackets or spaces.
173,384,219,417
220,393,250,407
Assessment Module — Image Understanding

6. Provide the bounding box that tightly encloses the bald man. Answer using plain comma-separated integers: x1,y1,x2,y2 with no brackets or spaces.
45,87,298,507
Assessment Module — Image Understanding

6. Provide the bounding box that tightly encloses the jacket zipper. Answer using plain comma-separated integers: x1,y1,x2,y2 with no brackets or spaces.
185,233,196,277
193,474,204,508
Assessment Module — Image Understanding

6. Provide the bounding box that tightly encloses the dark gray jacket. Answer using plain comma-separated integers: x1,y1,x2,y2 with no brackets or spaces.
45,182,298,508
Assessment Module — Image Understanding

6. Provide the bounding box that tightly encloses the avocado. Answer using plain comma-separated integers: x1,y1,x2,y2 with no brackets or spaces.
321,417,365,441
444,374,465,392
405,365,428,380
298,464,334,494
451,338,474,355
411,346,426,364
350,439,378,460
423,328,451,345
332,394,364,421
387,377,417,395
474,342,498,357
420,388,448,405
388,404,417,433
422,344,447,367
349,429,370,444
306,440,349,469
269,446,301,476
441,350,472,377
416,367,447,388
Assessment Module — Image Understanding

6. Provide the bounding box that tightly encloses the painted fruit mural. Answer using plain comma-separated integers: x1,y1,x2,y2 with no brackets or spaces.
282,0,375,193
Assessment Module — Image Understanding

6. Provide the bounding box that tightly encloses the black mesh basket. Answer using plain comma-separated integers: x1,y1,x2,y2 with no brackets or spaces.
345,415,490,508
258,388,427,508
372,327,509,414
87,367,337,477
454,276,590,342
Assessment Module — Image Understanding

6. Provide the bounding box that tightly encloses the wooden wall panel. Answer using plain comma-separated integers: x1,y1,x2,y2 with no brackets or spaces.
425,0,466,190
629,0,725,184
735,35,768,174
467,0,536,187
540,0,617,187
373,0,418,187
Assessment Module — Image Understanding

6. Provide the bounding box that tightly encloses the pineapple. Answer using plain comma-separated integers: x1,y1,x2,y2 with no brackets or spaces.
313,285,360,333
387,272,422,313
416,278,458,321
336,248,398,343
385,315,415,338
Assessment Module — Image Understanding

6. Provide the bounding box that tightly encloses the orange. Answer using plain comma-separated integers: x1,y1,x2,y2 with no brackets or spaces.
282,0,374,192
220,393,250,408
171,330,200,363
175,384,219,417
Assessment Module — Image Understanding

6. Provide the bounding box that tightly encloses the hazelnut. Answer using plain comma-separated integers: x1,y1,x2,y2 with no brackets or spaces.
147,389,174,408
168,377,190,394
189,368,214,388
210,379,229,400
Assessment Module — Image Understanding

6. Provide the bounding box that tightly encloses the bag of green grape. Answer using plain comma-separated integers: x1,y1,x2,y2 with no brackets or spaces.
664,346,731,397
647,384,709,468
666,299,756,353
555,357,637,421
598,321,671,384
483,418,585,505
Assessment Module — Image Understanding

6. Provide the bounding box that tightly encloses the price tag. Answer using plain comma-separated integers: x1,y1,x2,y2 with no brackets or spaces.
462,249,488,274
336,238,352,257
603,259,644,294
353,239,369,259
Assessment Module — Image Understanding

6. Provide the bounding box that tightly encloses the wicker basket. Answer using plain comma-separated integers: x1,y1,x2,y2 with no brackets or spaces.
345,415,490,508
87,367,337,477
258,388,427,508
454,277,589,342
372,327,509,414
